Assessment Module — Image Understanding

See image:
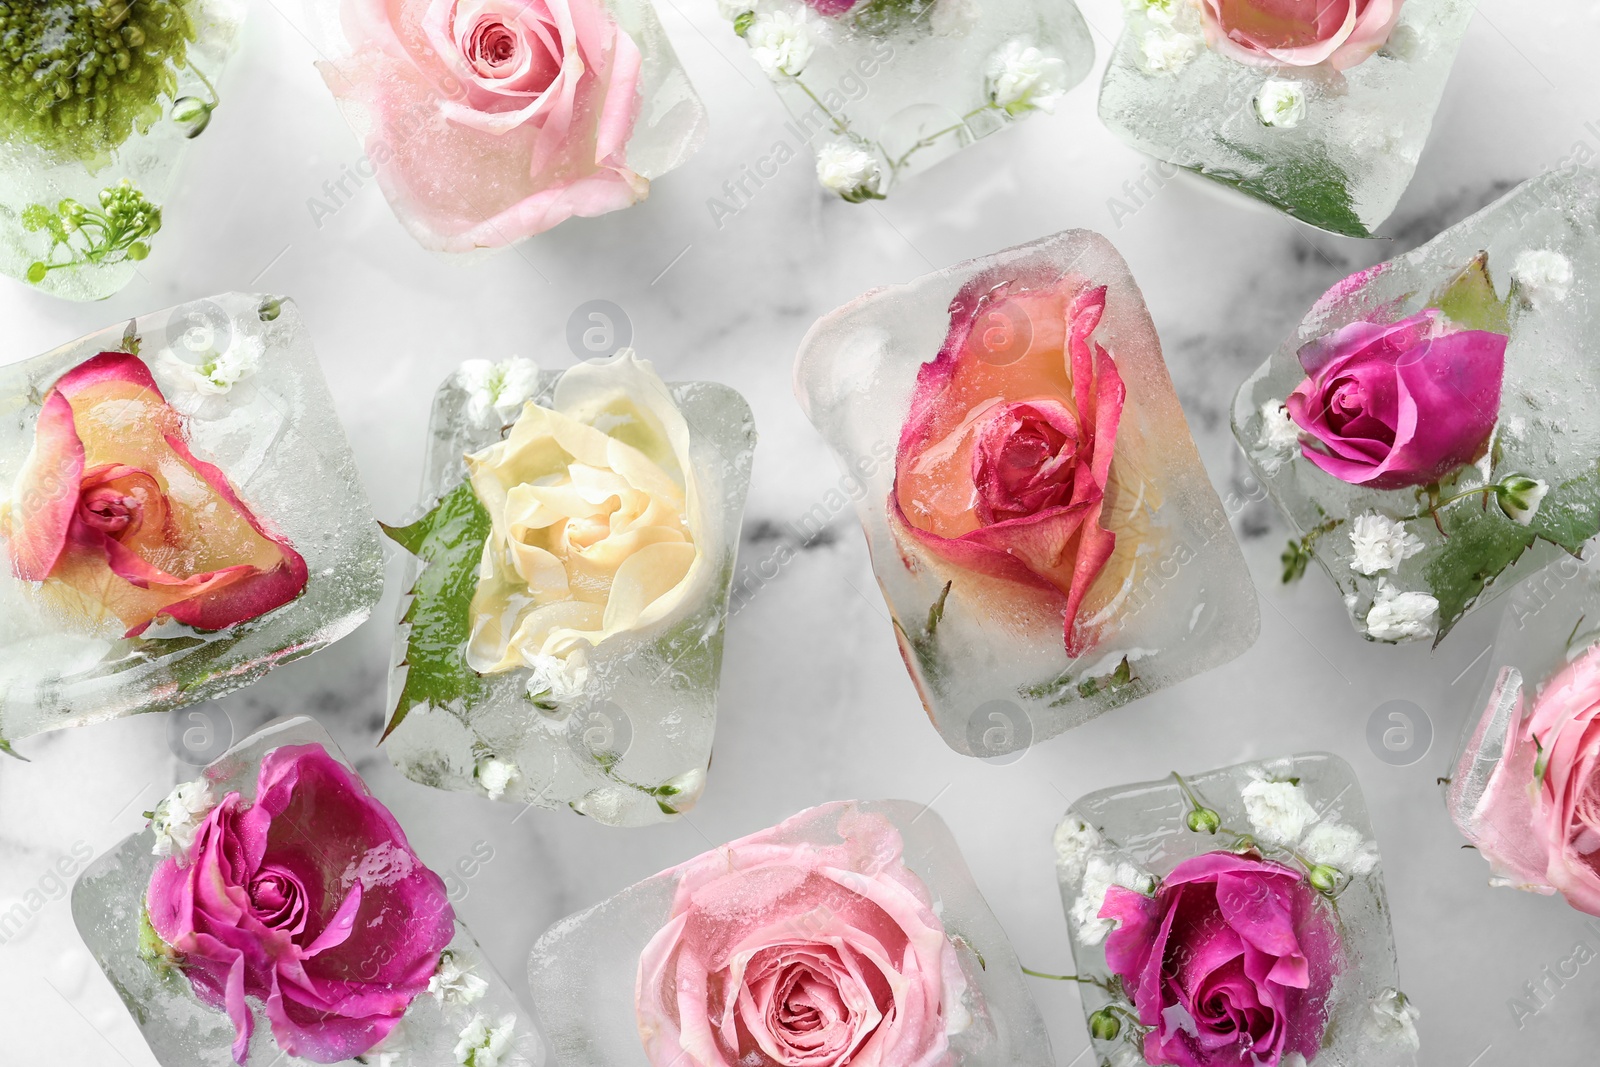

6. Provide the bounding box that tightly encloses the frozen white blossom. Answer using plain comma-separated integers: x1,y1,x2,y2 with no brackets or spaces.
1497,475,1549,526
159,335,264,398
746,12,814,80
815,142,883,200
1241,776,1319,847
1053,815,1103,880
656,767,707,814
1300,820,1378,875
1072,854,1148,946
454,1013,517,1067
986,41,1069,114
150,779,215,860
1259,400,1301,455
1365,580,1439,642
1348,513,1425,575
429,952,489,1005
1367,988,1421,1050
459,358,539,427
477,758,517,802
930,0,980,36
1254,79,1307,128
1511,249,1573,305
1139,29,1199,74
524,650,589,707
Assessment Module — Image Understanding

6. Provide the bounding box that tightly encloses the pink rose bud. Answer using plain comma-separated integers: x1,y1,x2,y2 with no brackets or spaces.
1285,309,1506,490
1197,0,1405,71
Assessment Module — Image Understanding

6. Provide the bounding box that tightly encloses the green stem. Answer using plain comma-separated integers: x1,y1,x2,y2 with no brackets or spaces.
794,79,851,138
187,64,219,109
1021,967,1115,993
890,105,996,172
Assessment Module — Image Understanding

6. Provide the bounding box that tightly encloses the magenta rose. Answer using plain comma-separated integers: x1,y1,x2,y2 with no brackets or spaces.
324,0,647,250
635,806,968,1067
1285,309,1506,490
146,745,455,1064
1198,0,1403,71
1454,645,1600,915
1100,852,1340,1067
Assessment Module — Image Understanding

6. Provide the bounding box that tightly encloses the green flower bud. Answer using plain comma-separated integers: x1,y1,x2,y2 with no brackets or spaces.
733,10,755,36
1495,475,1549,526
1308,864,1342,896
126,241,149,261
25,262,48,285
1185,807,1221,834
170,96,212,139
1089,1008,1122,1041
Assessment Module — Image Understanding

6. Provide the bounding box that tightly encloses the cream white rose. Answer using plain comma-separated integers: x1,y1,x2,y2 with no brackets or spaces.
464,351,707,684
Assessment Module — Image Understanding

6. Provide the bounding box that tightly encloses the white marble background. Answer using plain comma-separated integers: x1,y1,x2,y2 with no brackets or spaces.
1,0,1597,1063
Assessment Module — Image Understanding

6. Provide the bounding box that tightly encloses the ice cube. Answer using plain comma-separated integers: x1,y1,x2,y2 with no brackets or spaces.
0,294,385,742
309,0,707,249
1100,0,1476,236
71,716,544,1067
1233,169,1600,645
0,0,246,300
795,228,1259,757
527,799,1052,1066
712,0,1093,201
380,354,756,828
1057,753,1418,1066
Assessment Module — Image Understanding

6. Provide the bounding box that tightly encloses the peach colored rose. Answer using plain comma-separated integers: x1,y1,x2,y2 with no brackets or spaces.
1197,0,1403,71
3,352,307,637
323,0,646,250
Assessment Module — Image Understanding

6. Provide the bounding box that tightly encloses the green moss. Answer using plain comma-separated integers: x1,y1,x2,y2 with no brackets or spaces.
0,0,198,159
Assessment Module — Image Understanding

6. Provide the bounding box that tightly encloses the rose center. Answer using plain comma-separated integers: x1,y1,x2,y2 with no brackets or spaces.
468,19,521,71
248,863,309,933
972,401,1082,525
78,486,140,536
460,12,564,92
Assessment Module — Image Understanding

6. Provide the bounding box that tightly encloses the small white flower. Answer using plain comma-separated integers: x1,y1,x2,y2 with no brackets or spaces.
1368,988,1421,1051
717,0,754,20
429,952,489,1005
1072,855,1148,946
1254,79,1308,128
1139,29,1199,74
656,767,707,814
986,41,1069,114
1348,513,1425,576
1241,776,1318,847
815,142,882,201
1300,821,1378,875
459,358,539,427
930,0,980,36
1511,249,1573,305
150,779,215,860
1496,475,1549,526
454,1013,517,1067
524,650,589,707
746,12,814,80
1259,400,1301,455
1053,815,1102,881
1365,580,1440,642
477,758,517,801
159,335,265,398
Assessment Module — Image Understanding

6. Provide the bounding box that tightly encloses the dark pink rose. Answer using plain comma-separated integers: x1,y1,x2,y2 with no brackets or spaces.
146,745,455,1064
1453,645,1600,915
1100,852,1340,1067
1285,309,1506,490
805,0,865,14
1198,0,1403,71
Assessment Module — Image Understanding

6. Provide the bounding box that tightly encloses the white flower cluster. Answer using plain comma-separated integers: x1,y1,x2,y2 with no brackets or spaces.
525,650,589,708
986,41,1069,114
1258,400,1301,466
459,358,539,428
1241,772,1378,876
930,0,980,37
1057,816,1153,946
815,142,883,201
430,952,489,1005
1365,579,1440,643
159,335,265,400
1367,988,1422,1050
454,1013,517,1067
1511,248,1573,306
747,12,814,80
150,779,215,860
1348,512,1425,576
1254,80,1307,128
1129,0,1200,74
477,758,518,802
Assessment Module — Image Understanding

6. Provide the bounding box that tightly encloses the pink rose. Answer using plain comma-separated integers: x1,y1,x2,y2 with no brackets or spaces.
635,806,968,1067
892,277,1126,657
1100,852,1340,1067
1453,645,1600,915
805,0,865,14
324,0,646,250
1285,309,1505,490
1197,0,1404,71
146,745,455,1064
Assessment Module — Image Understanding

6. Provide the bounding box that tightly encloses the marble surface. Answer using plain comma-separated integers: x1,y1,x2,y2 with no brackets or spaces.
1,1,1596,1064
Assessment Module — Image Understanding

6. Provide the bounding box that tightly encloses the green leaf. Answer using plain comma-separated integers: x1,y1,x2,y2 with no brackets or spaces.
1208,141,1372,239
380,481,493,741
1531,459,1600,553
1429,251,1509,334
1423,499,1538,645
0,737,27,761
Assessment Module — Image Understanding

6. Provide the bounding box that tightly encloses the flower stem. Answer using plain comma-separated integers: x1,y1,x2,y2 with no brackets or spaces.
1021,967,1115,992
188,64,219,109
794,79,851,138
890,105,997,173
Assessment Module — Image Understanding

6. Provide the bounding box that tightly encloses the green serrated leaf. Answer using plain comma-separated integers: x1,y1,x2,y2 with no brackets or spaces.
1429,251,1509,334
1423,502,1538,645
380,481,493,741
1530,460,1600,553
1207,141,1373,239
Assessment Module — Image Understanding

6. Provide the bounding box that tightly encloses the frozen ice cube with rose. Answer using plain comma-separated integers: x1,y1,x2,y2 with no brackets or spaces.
380,352,755,827
72,716,543,1067
795,228,1258,758
1100,0,1476,236
1234,168,1600,645
713,0,1093,201
308,0,707,250
527,799,1053,1067
0,294,383,744
1056,753,1419,1067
